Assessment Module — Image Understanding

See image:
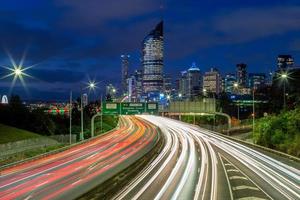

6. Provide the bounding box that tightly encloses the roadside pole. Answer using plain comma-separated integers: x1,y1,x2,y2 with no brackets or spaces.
69,91,72,144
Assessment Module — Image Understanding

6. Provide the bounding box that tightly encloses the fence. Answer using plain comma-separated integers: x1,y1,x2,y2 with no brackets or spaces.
0,137,59,158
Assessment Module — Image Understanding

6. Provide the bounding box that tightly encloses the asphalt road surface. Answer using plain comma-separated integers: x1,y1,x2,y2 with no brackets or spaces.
0,116,159,200
114,115,300,200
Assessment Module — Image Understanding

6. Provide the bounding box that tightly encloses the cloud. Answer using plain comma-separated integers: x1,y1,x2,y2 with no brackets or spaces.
55,0,160,30
214,6,300,43
165,6,300,60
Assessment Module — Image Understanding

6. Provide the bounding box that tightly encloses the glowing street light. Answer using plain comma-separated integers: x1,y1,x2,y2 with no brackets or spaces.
1,50,35,94
233,83,240,120
280,72,288,110
178,93,182,98
14,68,22,76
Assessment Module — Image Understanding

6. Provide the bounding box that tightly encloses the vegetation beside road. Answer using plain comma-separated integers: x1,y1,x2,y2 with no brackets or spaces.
0,124,41,144
0,95,119,141
253,107,300,157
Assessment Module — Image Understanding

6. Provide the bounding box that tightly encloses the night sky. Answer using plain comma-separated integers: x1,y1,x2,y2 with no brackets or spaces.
0,0,300,100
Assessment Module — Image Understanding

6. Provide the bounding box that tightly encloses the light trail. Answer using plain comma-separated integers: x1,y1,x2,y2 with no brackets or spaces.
0,116,160,200
114,115,300,200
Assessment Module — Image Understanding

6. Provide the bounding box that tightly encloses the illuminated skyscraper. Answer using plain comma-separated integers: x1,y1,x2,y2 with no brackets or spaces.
203,68,221,94
179,62,201,100
121,55,130,95
277,55,294,70
142,21,164,100
248,73,266,90
224,73,236,93
236,63,247,87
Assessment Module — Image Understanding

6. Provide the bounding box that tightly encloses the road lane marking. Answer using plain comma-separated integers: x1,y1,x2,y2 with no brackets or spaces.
227,169,240,173
237,198,267,200
229,176,248,180
218,154,234,200
232,185,260,191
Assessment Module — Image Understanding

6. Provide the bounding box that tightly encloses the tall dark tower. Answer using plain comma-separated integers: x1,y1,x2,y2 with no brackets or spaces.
236,63,247,87
121,54,130,95
142,21,164,100
277,55,294,70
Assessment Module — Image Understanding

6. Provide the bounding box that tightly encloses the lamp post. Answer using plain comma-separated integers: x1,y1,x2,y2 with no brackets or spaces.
281,73,287,110
69,91,72,144
178,93,182,120
80,81,97,141
252,86,255,138
80,85,84,141
233,83,240,121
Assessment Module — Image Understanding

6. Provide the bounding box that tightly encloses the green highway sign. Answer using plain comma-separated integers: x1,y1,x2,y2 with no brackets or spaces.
121,102,145,115
102,102,158,115
102,102,120,115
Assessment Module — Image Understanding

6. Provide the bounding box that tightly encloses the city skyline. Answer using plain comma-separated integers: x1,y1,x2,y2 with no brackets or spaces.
0,1,300,100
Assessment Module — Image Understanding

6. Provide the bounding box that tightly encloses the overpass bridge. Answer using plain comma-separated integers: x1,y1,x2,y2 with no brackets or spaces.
160,99,231,128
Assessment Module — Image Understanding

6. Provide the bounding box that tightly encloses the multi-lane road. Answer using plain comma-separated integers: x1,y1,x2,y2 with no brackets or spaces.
114,115,300,200
0,115,299,200
0,116,160,200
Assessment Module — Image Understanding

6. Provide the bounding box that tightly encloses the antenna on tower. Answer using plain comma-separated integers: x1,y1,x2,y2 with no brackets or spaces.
159,1,164,21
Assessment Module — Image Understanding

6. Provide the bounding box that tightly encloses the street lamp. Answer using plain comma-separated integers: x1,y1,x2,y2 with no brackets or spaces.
233,83,240,121
252,86,255,138
14,68,22,76
281,73,288,110
79,81,98,141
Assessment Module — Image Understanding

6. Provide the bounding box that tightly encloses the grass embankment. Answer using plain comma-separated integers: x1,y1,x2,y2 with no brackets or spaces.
0,124,65,166
0,123,41,144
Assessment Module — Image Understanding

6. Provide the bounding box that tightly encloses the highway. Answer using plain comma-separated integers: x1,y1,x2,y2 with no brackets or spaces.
0,116,160,200
114,115,300,200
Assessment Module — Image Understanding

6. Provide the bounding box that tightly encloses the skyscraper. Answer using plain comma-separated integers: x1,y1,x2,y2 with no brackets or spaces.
163,74,172,94
277,55,294,70
236,63,247,87
224,73,236,93
142,21,164,100
106,84,117,100
127,69,143,102
203,68,221,94
187,62,201,99
179,71,188,98
121,55,130,95
248,73,266,90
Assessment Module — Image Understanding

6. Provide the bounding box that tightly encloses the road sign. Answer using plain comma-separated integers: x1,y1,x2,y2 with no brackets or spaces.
102,102,158,115
102,102,120,115
146,103,158,114
121,102,145,115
